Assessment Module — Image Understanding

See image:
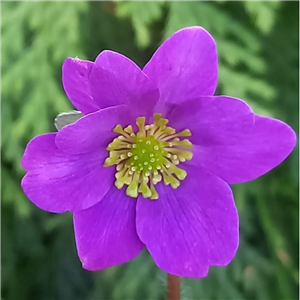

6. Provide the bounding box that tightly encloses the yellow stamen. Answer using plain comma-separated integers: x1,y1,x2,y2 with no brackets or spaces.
104,113,193,199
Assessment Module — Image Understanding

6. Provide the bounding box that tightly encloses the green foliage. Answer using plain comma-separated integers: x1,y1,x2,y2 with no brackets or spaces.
244,1,280,34
1,1,298,300
115,1,166,48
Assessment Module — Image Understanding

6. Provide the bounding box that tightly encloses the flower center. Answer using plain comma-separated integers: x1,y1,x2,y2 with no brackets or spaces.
104,113,193,200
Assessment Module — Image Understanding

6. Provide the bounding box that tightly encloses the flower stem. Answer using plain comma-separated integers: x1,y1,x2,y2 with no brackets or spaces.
167,274,180,300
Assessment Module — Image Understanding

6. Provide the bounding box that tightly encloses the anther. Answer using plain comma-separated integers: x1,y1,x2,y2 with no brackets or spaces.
103,113,193,200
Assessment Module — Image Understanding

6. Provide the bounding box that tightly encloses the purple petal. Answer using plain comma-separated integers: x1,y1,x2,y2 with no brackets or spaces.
136,166,239,278
56,105,130,155
191,115,296,183
90,50,159,118
167,96,254,146
62,58,100,114
21,133,114,213
74,187,144,271
143,27,218,111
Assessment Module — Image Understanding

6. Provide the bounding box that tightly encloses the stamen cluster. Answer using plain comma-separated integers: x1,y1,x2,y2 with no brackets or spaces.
104,113,193,199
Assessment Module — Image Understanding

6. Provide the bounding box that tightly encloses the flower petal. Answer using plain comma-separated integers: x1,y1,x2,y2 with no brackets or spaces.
62,58,100,114
167,96,254,146
56,105,130,155
74,187,144,271
191,115,297,183
90,50,159,117
21,133,114,213
136,166,239,278
143,26,218,110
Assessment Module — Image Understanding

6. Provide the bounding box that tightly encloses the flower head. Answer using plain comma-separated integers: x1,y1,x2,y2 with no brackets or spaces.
21,27,296,278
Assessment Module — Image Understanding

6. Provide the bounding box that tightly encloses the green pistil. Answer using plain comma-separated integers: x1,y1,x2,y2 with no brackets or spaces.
104,113,193,200
128,137,163,172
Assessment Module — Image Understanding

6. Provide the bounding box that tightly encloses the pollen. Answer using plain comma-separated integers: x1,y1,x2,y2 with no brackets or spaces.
104,113,193,200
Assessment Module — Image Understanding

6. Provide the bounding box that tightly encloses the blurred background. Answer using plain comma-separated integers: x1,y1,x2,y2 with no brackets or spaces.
1,1,299,300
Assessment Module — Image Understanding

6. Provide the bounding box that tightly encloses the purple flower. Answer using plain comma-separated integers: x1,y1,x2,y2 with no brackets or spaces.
21,27,296,278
